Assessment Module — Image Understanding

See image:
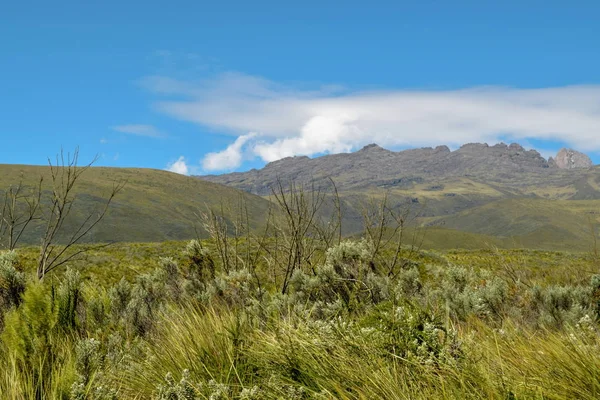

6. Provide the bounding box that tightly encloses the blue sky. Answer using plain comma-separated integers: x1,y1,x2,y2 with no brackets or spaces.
2,1,600,174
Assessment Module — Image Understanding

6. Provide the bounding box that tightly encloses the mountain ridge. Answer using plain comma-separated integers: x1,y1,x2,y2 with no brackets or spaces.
197,142,600,251
199,142,594,196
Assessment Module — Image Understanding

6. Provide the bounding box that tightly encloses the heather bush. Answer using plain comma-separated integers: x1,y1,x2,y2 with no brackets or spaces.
56,267,85,332
530,284,592,327
108,277,132,323
285,240,388,316
154,370,198,400
69,337,118,400
86,292,109,332
0,250,26,315
394,265,423,298
184,239,215,281
359,302,462,365
124,271,166,336
158,257,184,302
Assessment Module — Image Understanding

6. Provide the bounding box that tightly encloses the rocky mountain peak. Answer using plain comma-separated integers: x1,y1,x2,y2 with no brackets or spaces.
459,143,489,151
198,142,595,196
554,148,592,169
264,155,310,170
359,143,385,152
508,143,525,151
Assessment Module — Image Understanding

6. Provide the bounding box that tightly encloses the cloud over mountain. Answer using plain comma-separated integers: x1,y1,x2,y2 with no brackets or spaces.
143,73,600,171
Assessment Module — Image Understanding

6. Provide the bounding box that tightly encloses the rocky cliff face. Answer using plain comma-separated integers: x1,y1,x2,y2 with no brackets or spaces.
553,148,593,169
199,142,594,195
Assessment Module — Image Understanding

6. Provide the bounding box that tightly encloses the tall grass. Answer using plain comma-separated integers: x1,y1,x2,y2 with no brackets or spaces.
107,304,600,399
1,236,600,399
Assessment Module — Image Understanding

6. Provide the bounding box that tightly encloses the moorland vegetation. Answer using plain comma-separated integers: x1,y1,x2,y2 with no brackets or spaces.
1,154,600,399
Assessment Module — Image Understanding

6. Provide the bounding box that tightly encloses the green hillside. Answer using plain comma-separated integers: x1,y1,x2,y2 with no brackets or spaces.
424,198,600,251
0,164,272,245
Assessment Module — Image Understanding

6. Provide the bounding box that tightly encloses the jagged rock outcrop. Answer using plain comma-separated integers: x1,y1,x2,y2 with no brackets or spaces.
199,142,594,195
554,148,592,170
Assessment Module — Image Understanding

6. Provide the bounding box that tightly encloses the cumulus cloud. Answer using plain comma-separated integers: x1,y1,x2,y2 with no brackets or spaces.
143,72,600,171
112,124,164,138
166,156,189,175
202,133,257,171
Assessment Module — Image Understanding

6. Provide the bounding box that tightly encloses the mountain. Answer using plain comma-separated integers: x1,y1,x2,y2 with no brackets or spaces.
199,143,600,251
200,143,594,195
0,164,272,245
551,148,593,169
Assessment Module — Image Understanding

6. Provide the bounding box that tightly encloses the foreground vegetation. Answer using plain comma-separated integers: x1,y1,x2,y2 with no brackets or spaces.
2,159,600,399
1,239,600,399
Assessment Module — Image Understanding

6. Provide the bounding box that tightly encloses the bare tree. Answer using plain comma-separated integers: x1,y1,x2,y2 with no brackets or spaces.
198,192,277,296
268,179,331,293
199,203,233,273
311,177,343,250
36,149,125,280
361,193,426,278
198,178,342,294
0,176,43,250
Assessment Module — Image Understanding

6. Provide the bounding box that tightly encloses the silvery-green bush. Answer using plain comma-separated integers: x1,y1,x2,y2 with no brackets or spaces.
0,250,26,313
285,240,389,316
56,267,84,332
70,337,118,400
530,284,592,327
433,266,510,322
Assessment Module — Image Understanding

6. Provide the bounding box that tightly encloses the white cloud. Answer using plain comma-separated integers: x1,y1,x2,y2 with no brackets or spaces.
202,133,257,171
143,72,600,171
166,156,189,175
112,124,164,138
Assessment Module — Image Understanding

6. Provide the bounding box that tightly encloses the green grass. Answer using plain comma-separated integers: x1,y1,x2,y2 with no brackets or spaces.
12,240,599,287
423,198,600,252
3,162,600,399
0,164,272,245
2,237,600,399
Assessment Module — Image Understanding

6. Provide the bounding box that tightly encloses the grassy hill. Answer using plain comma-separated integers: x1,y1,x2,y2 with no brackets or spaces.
423,198,600,251
0,164,272,245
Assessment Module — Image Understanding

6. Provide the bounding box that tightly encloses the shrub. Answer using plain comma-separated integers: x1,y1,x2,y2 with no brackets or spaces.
1,282,66,398
0,250,26,314
56,267,85,332
530,284,592,327
109,277,131,317
435,266,509,322
184,240,215,281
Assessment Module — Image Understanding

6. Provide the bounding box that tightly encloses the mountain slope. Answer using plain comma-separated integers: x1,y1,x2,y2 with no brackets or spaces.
199,142,600,251
425,198,599,251
201,143,597,197
0,164,272,244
